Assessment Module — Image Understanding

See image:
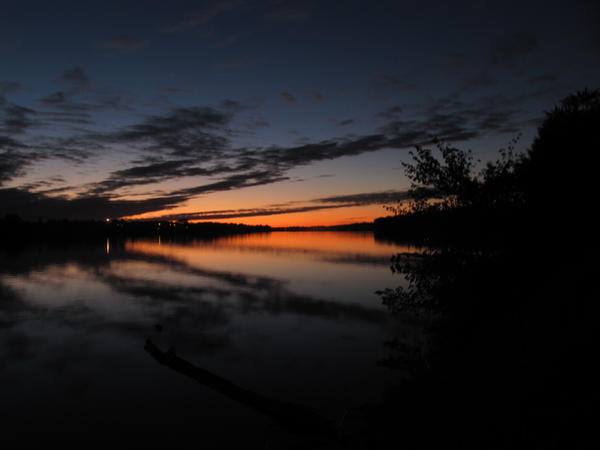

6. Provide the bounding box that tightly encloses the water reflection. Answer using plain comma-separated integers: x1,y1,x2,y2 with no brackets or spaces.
0,232,418,447
127,232,418,306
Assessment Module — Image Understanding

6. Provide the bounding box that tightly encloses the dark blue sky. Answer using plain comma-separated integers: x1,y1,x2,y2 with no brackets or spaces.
1,0,598,224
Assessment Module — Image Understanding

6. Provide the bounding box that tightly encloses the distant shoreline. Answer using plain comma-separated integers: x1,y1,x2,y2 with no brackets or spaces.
0,216,389,244
271,222,374,232
0,217,269,245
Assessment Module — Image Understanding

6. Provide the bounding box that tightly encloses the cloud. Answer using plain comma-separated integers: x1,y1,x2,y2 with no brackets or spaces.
139,189,409,222
38,91,126,113
279,92,297,103
14,104,277,204
4,84,542,220
307,90,324,101
57,66,91,92
169,170,290,198
163,1,243,33
257,134,389,167
372,74,416,92
264,6,311,22
0,132,45,186
375,105,403,120
85,158,247,195
490,32,537,68
31,133,101,164
0,98,101,185
147,204,342,221
214,55,258,70
38,110,94,126
0,187,187,220
0,148,30,185
330,118,355,126
160,87,195,95
528,74,558,84
0,81,22,95
244,118,270,129
111,106,232,158
216,34,238,47
80,102,482,210
22,94,496,215
39,91,71,107
380,115,478,145
1,98,36,134
18,176,66,193
314,190,410,205
98,35,145,53
462,72,496,89
368,74,417,100
36,67,123,114
377,93,530,144
219,98,257,112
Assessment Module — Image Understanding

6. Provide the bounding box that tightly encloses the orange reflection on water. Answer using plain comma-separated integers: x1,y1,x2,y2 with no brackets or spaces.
126,231,420,260
218,231,421,255
126,232,420,306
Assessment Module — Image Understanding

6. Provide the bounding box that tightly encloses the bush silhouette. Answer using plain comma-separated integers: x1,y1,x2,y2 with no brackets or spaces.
373,89,599,448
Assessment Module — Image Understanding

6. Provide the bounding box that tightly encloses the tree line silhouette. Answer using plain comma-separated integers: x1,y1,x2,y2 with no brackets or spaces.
375,88,599,249
371,90,598,449
0,216,270,248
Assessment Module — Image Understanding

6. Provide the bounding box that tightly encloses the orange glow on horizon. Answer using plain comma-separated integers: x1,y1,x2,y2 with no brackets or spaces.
121,203,389,227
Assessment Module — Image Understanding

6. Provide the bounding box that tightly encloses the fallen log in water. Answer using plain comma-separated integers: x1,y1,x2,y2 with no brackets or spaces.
144,339,335,438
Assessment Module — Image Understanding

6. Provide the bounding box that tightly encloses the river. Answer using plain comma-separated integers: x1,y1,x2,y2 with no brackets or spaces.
0,231,421,448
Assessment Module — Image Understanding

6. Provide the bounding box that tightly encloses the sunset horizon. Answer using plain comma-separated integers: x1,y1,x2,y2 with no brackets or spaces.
2,2,598,448
3,2,598,227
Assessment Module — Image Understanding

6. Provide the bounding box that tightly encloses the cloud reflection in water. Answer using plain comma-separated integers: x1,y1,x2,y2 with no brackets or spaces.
0,232,418,447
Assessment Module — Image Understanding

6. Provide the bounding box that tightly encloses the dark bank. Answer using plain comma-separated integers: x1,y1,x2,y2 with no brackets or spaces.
367,89,598,449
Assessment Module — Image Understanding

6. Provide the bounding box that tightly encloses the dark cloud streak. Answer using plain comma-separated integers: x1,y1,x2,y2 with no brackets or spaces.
162,1,243,33
98,35,145,53
279,92,297,104
110,106,232,158
2,80,545,219
142,190,409,222
490,32,537,68
0,187,186,220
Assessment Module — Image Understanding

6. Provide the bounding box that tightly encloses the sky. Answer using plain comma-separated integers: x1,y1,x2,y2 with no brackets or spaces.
1,0,598,226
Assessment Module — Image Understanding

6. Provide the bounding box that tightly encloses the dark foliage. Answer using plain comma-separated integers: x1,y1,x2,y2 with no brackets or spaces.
0,216,271,249
520,88,599,236
372,90,599,449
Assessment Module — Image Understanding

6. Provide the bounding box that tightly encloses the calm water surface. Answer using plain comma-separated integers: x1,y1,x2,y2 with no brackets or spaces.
0,232,419,447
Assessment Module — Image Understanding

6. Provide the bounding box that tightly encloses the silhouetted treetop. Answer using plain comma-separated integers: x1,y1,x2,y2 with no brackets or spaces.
399,135,525,215
401,143,479,209
523,88,599,213
378,88,599,244
397,89,599,215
